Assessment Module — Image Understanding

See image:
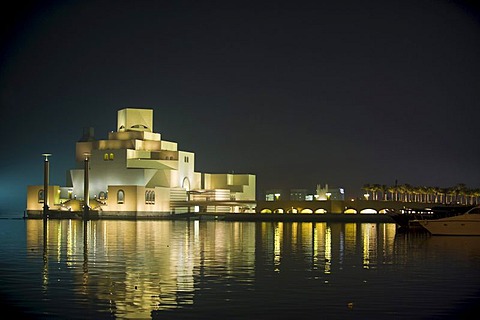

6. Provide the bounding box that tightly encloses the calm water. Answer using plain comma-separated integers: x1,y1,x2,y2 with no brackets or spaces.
0,217,479,319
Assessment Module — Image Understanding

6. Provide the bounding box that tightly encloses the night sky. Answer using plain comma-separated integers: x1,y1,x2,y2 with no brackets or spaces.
1,0,480,213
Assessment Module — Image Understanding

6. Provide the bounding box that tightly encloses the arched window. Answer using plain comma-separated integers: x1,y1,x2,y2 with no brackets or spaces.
109,153,114,160
117,190,125,204
145,190,155,204
98,191,106,200
103,153,109,161
182,177,191,192
38,189,44,203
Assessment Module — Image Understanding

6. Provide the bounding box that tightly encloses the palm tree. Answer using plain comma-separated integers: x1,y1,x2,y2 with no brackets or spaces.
387,185,397,201
380,184,388,200
362,184,373,200
454,183,467,204
361,182,478,204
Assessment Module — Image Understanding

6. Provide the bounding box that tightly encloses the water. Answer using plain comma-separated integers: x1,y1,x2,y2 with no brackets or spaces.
0,217,479,319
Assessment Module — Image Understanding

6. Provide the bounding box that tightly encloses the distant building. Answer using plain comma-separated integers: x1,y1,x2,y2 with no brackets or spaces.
26,108,256,218
265,189,283,201
315,184,345,201
265,185,343,202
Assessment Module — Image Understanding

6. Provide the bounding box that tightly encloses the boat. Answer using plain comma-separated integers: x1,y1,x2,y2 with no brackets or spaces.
386,205,473,231
416,206,480,236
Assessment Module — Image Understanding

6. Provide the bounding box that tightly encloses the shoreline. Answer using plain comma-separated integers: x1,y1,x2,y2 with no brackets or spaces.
22,211,396,223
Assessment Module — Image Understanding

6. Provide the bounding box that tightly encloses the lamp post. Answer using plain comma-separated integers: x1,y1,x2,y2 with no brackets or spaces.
42,153,51,219
83,152,91,220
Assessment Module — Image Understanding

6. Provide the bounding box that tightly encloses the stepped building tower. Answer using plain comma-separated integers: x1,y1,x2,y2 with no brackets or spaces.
26,108,256,218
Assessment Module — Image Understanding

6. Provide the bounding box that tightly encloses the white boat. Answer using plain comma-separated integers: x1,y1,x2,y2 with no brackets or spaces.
417,206,480,236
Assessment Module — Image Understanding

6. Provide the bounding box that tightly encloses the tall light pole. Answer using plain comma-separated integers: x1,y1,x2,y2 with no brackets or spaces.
42,153,51,219
83,152,91,220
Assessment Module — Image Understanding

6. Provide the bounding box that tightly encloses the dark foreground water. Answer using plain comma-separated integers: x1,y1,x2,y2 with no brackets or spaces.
0,217,479,319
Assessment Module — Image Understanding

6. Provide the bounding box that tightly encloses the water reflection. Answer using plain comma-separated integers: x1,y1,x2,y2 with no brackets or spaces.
25,220,404,318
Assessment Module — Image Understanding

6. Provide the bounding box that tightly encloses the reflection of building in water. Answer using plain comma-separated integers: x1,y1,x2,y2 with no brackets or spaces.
26,220,397,318
255,221,397,275
26,108,256,218
26,219,257,319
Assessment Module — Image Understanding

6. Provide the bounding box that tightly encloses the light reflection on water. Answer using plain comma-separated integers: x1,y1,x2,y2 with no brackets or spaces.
0,219,479,319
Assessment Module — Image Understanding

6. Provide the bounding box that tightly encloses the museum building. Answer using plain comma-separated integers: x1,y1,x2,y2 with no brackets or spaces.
26,108,256,218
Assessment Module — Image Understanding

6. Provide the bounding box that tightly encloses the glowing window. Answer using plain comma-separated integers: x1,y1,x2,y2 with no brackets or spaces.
260,209,272,213
117,190,125,204
38,189,44,203
344,208,357,214
360,208,377,214
315,208,327,214
103,153,109,161
109,153,114,160
300,208,313,214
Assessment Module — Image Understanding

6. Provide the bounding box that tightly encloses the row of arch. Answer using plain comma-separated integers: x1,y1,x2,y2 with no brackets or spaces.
259,208,390,214
116,189,156,205
103,153,115,161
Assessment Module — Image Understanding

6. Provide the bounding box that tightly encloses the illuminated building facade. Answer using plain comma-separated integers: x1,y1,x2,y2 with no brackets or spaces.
26,108,256,218
265,184,344,202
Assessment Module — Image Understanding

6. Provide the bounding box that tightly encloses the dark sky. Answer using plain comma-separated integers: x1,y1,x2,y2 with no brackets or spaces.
1,0,480,213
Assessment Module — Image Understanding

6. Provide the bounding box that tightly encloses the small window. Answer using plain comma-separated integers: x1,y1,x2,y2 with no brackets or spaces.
38,189,44,203
145,190,155,205
98,191,106,200
103,153,109,161
109,153,114,160
117,190,125,204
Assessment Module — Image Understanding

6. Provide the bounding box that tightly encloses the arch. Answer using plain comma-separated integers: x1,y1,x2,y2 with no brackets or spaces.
314,208,327,214
260,208,272,213
109,153,114,160
98,191,106,200
273,208,284,214
38,189,44,203
344,208,357,214
145,190,150,204
182,177,191,191
300,208,313,214
378,209,389,214
117,190,125,204
145,190,155,204
287,208,298,213
103,153,109,161
360,208,377,214
131,124,148,130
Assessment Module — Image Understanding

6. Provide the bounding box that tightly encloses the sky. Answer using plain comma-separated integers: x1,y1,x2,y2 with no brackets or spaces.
1,0,480,213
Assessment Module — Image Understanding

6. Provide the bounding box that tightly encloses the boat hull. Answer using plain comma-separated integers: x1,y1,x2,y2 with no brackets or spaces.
418,215,480,236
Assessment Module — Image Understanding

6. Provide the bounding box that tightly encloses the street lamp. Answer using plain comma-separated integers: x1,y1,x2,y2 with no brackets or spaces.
42,153,52,219
83,152,91,219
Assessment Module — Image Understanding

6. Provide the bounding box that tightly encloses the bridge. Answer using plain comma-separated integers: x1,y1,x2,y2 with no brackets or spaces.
254,199,451,214
171,198,456,215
